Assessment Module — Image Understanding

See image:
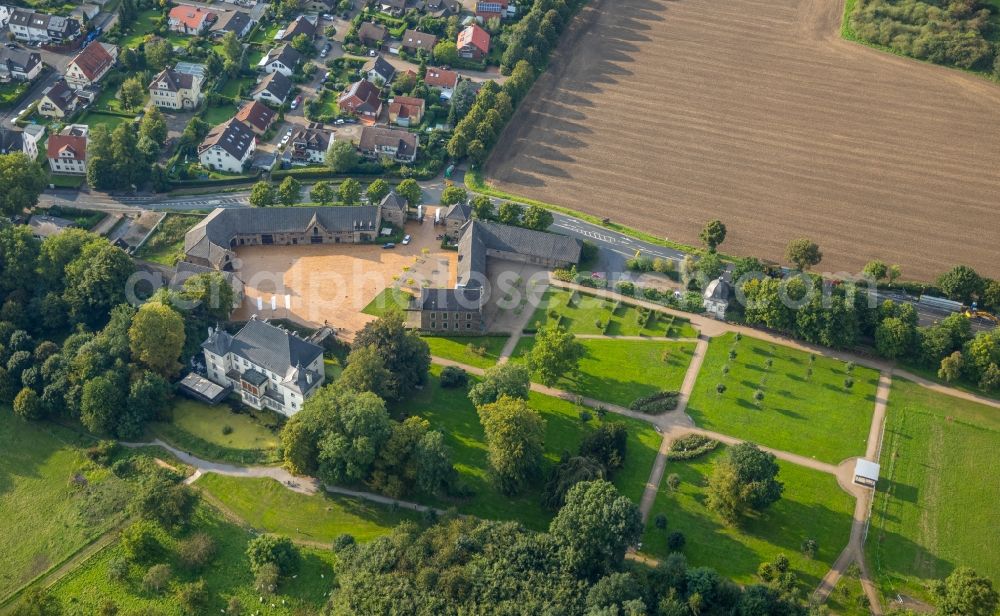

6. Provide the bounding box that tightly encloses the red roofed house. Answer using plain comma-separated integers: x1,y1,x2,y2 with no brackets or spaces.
475,0,507,22
235,101,276,135
388,96,424,127
457,24,490,60
424,66,459,99
168,5,216,35
47,124,88,175
338,79,383,123
65,42,118,89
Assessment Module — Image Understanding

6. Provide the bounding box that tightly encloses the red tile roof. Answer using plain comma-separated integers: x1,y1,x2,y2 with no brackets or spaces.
169,5,215,31
457,24,490,54
235,101,276,132
389,96,424,120
46,134,86,161
68,42,114,81
424,66,458,89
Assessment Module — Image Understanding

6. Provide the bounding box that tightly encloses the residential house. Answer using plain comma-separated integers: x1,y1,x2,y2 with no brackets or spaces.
362,54,395,84
286,123,332,165
0,5,12,28
64,42,117,89
475,0,511,21
702,278,731,320
423,0,460,17
0,48,41,81
28,215,74,239
396,29,436,55
148,67,203,110
251,71,292,106
338,79,382,122
168,5,216,35
424,66,458,99
378,0,407,16
388,95,424,127
38,80,81,118
234,100,276,134
46,124,88,175
356,22,387,48
443,201,471,238
8,9,81,44
210,10,253,38
358,125,418,162
22,124,45,159
198,118,256,173
69,4,100,23
257,44,301,77
201,317,324,416
280,15,315,42
457,24,489,60
416,287,483,333
0,127,22,155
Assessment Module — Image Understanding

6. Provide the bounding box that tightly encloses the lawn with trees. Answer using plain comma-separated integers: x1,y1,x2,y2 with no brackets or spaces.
526,289,698,337
686,333,879,464
393,365,661,529
640,445,855,589
866,378,1000,603
512,337,696,409
422,334,509,369
135,214,204,266
147,399,281,464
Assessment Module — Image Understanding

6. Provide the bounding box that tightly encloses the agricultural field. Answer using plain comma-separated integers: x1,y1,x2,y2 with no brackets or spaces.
393,365,662,529
640,446,855,590
48,505,336,615
526,289,698,338
866,379,1000,602
423,335,509,368
485,0,1000,280
512,337,696,408
686,333,878,464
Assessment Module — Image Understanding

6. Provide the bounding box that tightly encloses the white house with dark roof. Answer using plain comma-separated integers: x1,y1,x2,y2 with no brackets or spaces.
0,47,41,81
198,118,256,173
8,9,81,43
362,55,395,85
201,317,324,415
149,66,203,109
702,277,731,320
251,71,292,106
286,123,332,165
257,43,301,77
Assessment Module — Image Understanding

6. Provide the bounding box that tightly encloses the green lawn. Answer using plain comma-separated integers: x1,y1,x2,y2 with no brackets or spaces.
512,337,696,409
201,103,238,126
79,111,132,132
48,504,336,615
249,23,281,44
362,287,413,317
527,289,698,337
0,79,31,108
93,83,144,115
866,379,1000,602
219,75,255,99
423,335,509,368
197,474,419,544
639,446,855,590
135,213,204,265
825,569,871,616
149,399,282,466
685,333,878,464
118,8,164,49
392,365,662,529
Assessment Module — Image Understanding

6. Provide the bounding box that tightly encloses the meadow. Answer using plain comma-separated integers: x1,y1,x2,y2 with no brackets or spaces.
526,289,698,338
422,335,509,369
686,333,878,464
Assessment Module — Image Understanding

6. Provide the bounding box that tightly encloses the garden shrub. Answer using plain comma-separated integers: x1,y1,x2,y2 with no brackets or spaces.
629,390,680,414
440,365,468,388
666,434,719,461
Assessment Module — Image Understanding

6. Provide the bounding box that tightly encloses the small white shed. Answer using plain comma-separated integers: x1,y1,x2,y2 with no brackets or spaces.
853,458,880,488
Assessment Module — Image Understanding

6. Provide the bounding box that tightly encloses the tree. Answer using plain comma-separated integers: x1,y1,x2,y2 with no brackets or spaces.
138,107,168,148
938,351,964,382
477,395,546,494
327,139,358,172
433,40,459,65
875,316,915,359
13,387,42,420
522,205,553,231
549,480,643,580
366,179,390,204
338,345,395,399
80,375,125,435
578,423,628,473
305,180,333,206
497,201,524,225
338,178,362,205
291,32,314,54
246,535,300,576
785,238,822,270
542,455,605,510
132,477,197,529
863,259,888,282
118,75,146,110
440,185,468,206
0,153,45,217
175,579,209,614
277,176,301,206
249,181,276,207
12,588,63,616
981,279,1000,313
699,219,727,252
313,388,393,484
470,194,494,220
178,533,217,570
145,37,172,69
937,265,984,303
468,361,530,406
181,272,236,321
707,442,783,525
696,252,725,282
528,324,584,386
933,567,998,616
396,178,422,207
221,31,242,67
352,312,430,399
142,564,172,594
129,301,185,376
121,520,161,562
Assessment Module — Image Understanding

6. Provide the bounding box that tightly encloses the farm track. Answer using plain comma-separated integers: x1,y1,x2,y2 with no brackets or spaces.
486,0,1000,280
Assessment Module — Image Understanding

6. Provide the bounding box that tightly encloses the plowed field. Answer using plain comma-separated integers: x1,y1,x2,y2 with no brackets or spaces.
486,0,1000,280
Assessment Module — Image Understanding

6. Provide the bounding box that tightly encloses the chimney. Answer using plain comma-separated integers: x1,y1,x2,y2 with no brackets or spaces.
207,325,214,338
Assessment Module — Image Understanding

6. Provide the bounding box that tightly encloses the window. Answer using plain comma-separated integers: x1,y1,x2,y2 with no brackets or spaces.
442,322,448,329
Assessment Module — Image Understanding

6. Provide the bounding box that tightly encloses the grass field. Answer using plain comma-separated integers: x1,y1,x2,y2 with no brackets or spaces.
118,9,164,49
393,365,662,529
197,474,419,544
201,104,238,126
79,111,132,132
219,75,255,99
135,213,204,265
825,568,871,616
149,399,282,466
361,287,413,316
512,337,696,408
685,333,878,464
526,289,698,337
640,446,855,590
49,504,336,615
423,335,509,368
866,379,1000,602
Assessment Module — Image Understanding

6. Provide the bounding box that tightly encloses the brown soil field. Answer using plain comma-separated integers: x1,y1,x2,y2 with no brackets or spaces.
486,0,1000,280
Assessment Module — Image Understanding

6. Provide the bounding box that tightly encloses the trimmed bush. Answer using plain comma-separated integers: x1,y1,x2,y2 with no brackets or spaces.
665,434,719,461
629,390,680,414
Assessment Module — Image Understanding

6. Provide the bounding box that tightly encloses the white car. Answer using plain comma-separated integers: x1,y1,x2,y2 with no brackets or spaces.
368,49,377,57
280,128,292,146
401,234,411,245
322,13,334,19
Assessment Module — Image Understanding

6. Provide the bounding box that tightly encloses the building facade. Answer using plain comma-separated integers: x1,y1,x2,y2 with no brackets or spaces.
149,67,203,110
197,118,256,173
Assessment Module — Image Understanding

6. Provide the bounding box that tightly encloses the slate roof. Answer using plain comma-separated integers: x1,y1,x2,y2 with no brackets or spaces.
445,202,471,222
234,100,275,132
289,124,331,156
211,10,251,35
282,15,315,40
358,126,417,158
0,128,23,154
262,43,301,69
184,206,381,267
42,80,76,112
149,67,196,92
202,318,323,395
419,287,481,311
455,220,582,288
362,55,395,82
379,191,407,212
0,48,40,74
252,71,292,102
170,260,244,298
198,118,255,160
357,22,387,44
703,277,731,302
400,29,436,53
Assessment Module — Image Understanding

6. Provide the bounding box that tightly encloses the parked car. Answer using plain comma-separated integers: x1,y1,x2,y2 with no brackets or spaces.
335,118,345,125
290,95,303,110
368,49,377,57
402,234,411,245
4,43,18,49
280,128,293,146
382,242,396,249
322,13,334,19
321,70,331,83
320,43,331,58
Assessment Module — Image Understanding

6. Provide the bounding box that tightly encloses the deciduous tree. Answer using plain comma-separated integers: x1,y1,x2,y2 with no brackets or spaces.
129,301,185,376
0,153,45,217
784,238,822,271
468,361,530,406
477,395,545,494
528,324,584,386
699,219,727,252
